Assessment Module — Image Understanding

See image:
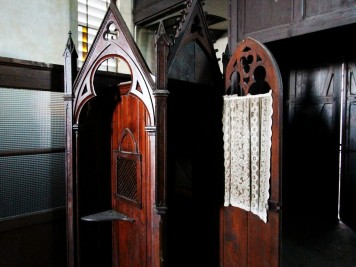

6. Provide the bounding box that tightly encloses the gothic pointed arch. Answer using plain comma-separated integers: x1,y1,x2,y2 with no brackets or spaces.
221,37,282,267
72,2,155,125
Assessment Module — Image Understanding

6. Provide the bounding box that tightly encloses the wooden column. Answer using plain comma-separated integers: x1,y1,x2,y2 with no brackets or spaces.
63,32,78,267
154,21,171,267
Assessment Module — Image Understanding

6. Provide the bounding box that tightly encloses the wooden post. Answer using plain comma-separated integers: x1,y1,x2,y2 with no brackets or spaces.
154,21,171,267
63,32,78,267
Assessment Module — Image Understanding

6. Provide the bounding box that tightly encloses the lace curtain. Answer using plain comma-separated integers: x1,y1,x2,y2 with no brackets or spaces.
222,91,273,223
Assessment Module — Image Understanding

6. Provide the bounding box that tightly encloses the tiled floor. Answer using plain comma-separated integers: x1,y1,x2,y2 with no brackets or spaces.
282,220,356,267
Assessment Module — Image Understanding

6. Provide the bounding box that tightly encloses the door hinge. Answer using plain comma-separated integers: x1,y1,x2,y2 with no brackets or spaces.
268,200,281,213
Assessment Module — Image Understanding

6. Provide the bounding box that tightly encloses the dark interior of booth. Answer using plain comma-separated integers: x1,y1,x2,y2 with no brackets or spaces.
166,80,223,267
166,40,224,267
76,72,130,266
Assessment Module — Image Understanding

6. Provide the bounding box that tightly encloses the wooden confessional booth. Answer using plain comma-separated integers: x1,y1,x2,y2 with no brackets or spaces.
64,1,224,266
64,0,288,266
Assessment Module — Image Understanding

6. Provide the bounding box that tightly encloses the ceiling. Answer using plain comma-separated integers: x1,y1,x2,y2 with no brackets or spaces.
203,0,229,30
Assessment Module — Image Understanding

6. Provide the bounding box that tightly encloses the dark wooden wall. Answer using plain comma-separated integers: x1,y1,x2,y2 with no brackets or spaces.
0,57,64,92
0,210,66,267
265,22,356,224
264,21,356,266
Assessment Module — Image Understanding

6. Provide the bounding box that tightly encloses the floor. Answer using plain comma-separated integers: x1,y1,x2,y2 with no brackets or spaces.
282,220,356,267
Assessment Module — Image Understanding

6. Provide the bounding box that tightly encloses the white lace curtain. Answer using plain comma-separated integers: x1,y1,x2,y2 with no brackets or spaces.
222,91,273,223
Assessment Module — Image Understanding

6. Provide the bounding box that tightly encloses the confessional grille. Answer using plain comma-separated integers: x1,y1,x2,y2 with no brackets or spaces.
116,156,138,202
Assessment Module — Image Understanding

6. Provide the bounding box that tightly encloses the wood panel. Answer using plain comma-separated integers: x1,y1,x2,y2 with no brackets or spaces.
242,0,293,35
0,56,63,91
305,0,356,17
234,0,356,44
0,56,129,92
220,207,248,266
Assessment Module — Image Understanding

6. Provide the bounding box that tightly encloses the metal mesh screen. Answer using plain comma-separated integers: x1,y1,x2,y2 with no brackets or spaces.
116,156,138,202
0,88,65,219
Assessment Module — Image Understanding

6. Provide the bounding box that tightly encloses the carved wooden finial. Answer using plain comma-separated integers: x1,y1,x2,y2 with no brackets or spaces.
64,31,78,56
63,31,78,96
155,21,172,91
155,21,172,47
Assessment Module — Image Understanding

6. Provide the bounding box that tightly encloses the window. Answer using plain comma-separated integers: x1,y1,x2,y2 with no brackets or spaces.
0,88,65,219
78,0,117,72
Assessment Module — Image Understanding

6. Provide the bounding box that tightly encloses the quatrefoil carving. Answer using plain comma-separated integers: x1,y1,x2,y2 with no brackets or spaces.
241,54,254,74
104,22,119,40
230,52,270,95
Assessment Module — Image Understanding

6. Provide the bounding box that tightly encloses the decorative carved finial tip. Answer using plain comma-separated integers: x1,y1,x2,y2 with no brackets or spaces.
157,21,168,38
63,30,78,57
155,21,172,46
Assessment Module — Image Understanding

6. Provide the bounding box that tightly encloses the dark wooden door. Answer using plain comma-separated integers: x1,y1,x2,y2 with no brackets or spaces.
284,57,356,229
284,63,341,225
281,51,356,266
111,83,152,267
340,60,356,229
221,37,282,267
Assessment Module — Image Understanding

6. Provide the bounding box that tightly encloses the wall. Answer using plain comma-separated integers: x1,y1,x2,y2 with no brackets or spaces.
0,0,77,65
215,36,228,73
117,0,133,74
0,2,75,266
117,0,134,33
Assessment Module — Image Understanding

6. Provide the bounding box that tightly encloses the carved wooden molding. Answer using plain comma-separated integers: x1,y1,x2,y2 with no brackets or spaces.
72,2,155,125
225,37,282,97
